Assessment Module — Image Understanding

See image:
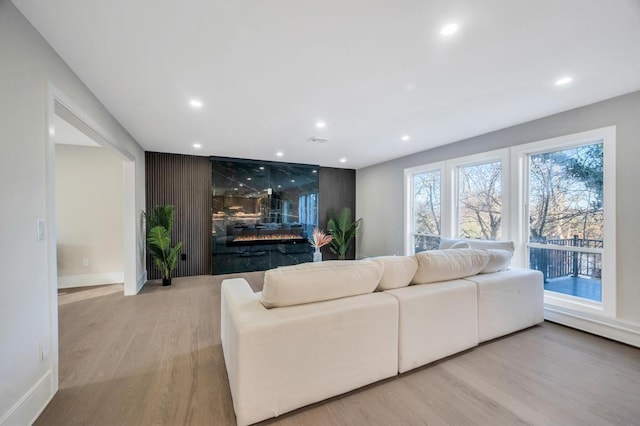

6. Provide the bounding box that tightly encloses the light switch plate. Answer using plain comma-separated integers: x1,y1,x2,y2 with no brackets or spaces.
37,220,46,241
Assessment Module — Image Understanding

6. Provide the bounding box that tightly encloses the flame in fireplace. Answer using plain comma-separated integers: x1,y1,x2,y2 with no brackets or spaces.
233,234,304,242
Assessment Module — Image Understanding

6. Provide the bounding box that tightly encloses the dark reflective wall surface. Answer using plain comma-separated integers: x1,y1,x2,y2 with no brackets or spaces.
211,158,319,275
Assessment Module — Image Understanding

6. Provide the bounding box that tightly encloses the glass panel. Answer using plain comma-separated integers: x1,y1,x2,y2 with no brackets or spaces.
528,142,604,301
412,170,441,254
414,235,441,254
211,159,318,275
458,161,502,239
528,143,603,244
530,247,602,302
412,170,441,235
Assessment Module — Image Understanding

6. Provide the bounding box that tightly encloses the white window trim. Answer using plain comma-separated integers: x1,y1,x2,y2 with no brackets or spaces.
510,126,616,318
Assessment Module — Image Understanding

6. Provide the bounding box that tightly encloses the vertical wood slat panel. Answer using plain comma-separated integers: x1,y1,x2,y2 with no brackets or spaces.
318,167,357,260
145,152,211,279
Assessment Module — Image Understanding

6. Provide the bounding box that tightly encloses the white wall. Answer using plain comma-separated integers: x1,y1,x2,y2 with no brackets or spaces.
357,90,640,327
0,1,146,424
55,144,123,287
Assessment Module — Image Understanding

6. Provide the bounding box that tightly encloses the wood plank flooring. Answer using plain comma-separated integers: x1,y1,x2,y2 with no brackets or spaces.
37,273,640,425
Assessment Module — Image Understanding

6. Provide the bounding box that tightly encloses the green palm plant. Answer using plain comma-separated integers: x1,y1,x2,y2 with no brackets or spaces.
147,226,182,282
144,205,182,285
145,204,175,233
327,207,361,260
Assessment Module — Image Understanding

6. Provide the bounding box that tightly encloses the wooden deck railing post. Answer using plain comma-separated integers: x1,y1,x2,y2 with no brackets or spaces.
572,234,579,278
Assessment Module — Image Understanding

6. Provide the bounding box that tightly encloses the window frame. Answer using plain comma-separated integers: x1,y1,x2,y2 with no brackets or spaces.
404,126,616,317
446,149,510,240
511,126,616,317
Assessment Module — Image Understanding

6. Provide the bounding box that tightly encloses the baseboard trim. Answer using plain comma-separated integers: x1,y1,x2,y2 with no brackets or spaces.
0,370,53,426
57,272,124,289
544,305,640,348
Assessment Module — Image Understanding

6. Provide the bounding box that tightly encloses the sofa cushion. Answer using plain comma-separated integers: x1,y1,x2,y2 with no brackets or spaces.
371,256,418,290
260,260,383,308
464,268,544,342
481,249,513,273
412,249,490,284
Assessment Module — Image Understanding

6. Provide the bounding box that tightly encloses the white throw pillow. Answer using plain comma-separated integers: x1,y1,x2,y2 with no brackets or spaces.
449,240,471,249
465,239,515,253
438,237,461,249
371,256,418,291
480,249,513,273
412,249,490,285
260,260,383,308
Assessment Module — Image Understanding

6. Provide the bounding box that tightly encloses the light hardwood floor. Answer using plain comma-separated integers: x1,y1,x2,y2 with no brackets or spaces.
37,274,640,425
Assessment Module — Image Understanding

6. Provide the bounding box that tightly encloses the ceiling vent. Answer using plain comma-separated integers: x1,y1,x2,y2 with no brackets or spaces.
308,136,329,144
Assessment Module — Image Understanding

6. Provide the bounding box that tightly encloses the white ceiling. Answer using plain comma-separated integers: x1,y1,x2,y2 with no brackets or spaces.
13,0,640,169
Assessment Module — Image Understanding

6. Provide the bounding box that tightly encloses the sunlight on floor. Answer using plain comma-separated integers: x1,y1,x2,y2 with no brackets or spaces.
58,284,123,306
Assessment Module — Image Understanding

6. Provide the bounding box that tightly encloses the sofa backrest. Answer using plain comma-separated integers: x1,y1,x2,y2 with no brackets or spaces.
260,260,383,308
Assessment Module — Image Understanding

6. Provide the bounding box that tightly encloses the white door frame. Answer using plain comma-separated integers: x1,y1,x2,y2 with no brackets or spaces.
45,83,139,392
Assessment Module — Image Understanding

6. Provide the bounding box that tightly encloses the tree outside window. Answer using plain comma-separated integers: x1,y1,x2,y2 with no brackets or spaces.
458,161,502,240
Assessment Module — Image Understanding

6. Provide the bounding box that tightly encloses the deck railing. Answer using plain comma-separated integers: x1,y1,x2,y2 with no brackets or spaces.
529,235,602,282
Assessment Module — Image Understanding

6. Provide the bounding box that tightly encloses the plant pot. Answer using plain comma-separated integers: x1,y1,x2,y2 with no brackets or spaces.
162,277,172,286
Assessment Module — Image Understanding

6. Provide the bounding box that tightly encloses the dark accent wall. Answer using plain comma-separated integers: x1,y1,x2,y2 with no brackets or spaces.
145,152,212,279
319,167,357,260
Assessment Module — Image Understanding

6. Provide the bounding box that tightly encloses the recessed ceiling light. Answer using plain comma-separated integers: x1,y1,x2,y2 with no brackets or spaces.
247,177,252,181
401,135,411,142
316,121,326,129
234,188,238,191
312,170,317,174
291,179,295,183
276,151,284,157
277,185,282,188
339,158,347,163
189,99,203,109
440,23,459,36
259,166,265,170
239,183,244,187
555,76,573,86
192,143,202,149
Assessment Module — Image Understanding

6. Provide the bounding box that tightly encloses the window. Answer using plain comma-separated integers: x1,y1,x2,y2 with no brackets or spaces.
298,192,318,235
409,168,442,253
513,127,615,316
405,127,615,316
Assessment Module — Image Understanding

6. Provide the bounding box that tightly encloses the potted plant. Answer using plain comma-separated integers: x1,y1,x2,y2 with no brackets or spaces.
327,207,361,260
309,228,333,262
145,205,182,286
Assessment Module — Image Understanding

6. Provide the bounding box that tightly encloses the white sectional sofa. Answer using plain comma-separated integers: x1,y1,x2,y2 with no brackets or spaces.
221,245,544,425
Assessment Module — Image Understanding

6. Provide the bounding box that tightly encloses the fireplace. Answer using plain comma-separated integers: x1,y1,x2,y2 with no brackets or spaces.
211,157,319,275
226,225,307,246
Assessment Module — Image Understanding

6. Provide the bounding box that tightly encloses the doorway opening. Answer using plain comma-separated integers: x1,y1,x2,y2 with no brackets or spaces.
45,84,140,394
